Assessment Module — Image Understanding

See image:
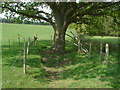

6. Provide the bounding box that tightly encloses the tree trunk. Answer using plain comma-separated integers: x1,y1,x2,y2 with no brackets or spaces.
50,7,70,53
52,27,66,53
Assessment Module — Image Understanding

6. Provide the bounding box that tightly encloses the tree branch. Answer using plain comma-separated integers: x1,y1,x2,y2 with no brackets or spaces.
2,5,55,25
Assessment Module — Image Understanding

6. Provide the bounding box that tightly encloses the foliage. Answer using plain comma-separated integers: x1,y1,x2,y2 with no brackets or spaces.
2,2,119,26
2,18,49,25
68,15,120,37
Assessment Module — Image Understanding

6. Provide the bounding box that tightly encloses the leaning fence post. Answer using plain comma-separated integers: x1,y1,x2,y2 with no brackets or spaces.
105,43,109,65
18,34,20,45
23,42,27,74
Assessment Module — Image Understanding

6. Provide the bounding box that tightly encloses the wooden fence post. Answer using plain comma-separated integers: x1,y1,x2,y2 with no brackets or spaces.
89,41,92,58
33,36,35,46
23,42,27,74
105,43,109,65
18,34,20,45
35,34,37,46
99,42,103,62
27,37,30,54
33,35,37,46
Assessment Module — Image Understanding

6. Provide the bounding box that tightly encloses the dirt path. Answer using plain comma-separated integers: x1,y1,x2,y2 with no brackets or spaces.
43,66,64,81
41,50,71,81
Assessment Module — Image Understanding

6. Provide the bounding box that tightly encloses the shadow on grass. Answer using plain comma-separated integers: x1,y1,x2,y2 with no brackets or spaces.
40,41,119,88
2,40,52,84
61,53,119,88
2,40,119,87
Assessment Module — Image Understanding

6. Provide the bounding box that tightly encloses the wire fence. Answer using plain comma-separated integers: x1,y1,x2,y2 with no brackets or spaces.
2,51,22,86
2,34,39,87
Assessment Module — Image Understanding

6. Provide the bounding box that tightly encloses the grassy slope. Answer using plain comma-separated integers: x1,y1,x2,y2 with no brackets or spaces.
2,23,119,88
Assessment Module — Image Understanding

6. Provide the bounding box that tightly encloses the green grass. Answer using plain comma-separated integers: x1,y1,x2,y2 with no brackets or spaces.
2,23,54,45
90,36,119,44
2,23,119,88
2,41,50,88
2,23,119,45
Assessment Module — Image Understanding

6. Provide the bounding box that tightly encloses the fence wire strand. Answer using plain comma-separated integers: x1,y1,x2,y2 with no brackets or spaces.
2,51,22,86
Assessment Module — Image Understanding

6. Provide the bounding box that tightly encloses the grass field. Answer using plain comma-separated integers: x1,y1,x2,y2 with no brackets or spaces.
2,23,119,44
1,23,119,88
90,36,119,45
2,23,54,44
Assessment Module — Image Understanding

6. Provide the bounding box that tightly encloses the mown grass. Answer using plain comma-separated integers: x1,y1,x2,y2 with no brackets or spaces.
2,23,119,45
2,23,53,45
90,36,119,44
2,23,119,88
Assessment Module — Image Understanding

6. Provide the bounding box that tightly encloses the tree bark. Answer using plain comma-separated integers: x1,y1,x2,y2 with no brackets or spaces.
47,4,69,53
52,27,66,53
